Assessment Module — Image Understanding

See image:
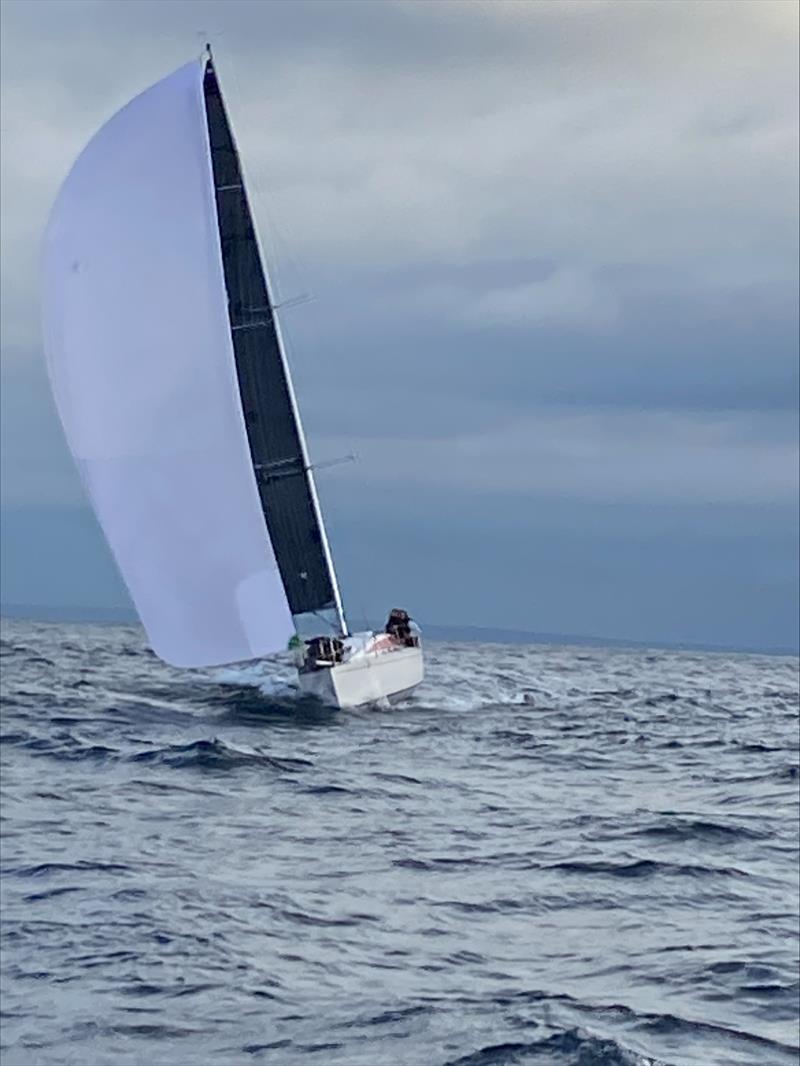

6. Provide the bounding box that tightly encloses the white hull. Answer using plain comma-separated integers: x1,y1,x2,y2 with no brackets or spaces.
297,642,423,709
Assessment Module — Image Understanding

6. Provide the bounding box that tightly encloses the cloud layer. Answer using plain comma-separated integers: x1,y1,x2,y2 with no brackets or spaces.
0,0,797,647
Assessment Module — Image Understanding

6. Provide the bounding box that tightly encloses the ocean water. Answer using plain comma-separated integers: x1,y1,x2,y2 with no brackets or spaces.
0,618,798,1066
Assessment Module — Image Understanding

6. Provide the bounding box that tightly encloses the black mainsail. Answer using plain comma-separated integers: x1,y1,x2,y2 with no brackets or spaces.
203,58,345,631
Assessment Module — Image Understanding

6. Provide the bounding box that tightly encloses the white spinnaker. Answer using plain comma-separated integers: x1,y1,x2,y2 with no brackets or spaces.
42,59,294,667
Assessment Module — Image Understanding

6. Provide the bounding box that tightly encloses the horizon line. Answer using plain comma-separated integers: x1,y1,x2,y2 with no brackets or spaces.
1,602,797,658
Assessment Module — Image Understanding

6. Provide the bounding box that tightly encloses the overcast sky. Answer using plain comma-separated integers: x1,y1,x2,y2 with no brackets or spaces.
1,0,798,651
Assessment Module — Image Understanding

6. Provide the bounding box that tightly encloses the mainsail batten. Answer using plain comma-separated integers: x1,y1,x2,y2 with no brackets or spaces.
202,60,346,630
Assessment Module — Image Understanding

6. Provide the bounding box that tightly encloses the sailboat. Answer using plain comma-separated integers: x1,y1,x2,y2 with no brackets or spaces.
41,50,424,709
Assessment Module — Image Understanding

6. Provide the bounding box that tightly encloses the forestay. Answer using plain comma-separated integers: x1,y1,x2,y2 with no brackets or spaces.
41,60,294,667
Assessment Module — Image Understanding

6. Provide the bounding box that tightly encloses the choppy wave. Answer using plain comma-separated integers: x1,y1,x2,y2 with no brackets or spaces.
0,617,797,1066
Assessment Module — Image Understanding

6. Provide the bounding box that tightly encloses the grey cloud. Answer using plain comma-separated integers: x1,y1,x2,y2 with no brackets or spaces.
281,268,798,440
2,0,797,351
1,0,797,649
315,408,799,507
325,491,800,652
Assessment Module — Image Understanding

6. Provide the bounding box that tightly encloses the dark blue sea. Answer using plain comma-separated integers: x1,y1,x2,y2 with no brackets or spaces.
1,618,798,1066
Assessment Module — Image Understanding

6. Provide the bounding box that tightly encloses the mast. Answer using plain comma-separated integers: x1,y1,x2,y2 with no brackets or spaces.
202,51,348,636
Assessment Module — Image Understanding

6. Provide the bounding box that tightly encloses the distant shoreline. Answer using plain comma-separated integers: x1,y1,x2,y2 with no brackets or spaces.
1,603,796,658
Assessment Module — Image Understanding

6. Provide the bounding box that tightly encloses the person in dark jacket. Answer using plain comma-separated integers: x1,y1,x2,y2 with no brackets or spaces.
385,608,416,646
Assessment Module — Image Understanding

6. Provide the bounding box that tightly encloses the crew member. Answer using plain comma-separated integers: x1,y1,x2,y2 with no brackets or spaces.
385,608,416,646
